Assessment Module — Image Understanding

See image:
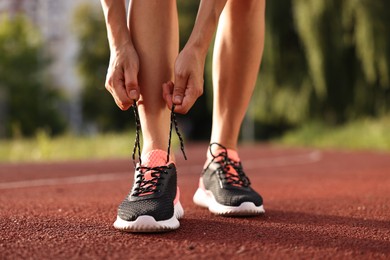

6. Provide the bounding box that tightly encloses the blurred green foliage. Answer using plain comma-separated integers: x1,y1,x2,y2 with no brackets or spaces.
0,15,66,137
0,130,135,162
278,115,390,151
74,0,390,139
254,0,390,127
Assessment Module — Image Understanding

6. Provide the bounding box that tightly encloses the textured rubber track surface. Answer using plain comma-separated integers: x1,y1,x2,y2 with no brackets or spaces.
1,143,390,259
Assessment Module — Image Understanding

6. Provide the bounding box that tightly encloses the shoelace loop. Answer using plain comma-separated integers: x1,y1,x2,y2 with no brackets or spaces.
209,142,251,187
132,165,170,196
131,100,187,196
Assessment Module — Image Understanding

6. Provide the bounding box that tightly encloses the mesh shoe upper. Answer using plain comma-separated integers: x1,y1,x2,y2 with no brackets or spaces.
202,143,263,207
117,163,177,222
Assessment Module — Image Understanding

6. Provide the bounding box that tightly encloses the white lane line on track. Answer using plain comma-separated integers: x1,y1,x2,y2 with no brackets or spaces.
0,173,128,190
181,150,322,174
245,150,322,169
0,150,321,190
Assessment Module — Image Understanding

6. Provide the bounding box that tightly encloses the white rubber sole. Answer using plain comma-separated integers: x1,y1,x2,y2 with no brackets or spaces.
193,188,265,216
113,202,184,232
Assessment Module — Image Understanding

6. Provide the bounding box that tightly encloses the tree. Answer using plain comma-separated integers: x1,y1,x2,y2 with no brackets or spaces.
0,15,66,137
252,0,390,129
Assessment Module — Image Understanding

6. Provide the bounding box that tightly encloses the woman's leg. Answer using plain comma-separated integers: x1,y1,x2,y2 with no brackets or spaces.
113,1,181,233
210,0,266,152
192,1,266,216
128,0,179,158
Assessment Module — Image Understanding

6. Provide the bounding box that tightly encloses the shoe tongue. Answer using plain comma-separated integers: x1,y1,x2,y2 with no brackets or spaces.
141,150,168,181
141,150,168,167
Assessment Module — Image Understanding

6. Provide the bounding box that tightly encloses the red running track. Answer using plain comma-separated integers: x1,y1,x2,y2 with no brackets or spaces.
1,143,390,259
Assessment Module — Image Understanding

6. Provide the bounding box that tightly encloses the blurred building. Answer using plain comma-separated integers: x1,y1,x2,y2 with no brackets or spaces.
0,0,99,132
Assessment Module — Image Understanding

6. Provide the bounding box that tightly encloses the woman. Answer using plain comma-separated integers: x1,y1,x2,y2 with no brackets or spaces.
100,0,266,232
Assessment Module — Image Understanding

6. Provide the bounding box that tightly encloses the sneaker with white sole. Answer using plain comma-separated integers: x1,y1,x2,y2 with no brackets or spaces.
113,102,186,232
193,143,265,216
114,150,184,232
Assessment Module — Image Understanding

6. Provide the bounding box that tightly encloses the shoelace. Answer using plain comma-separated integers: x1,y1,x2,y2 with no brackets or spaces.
208,142,251,187
131,100,187,196
132,165,170,196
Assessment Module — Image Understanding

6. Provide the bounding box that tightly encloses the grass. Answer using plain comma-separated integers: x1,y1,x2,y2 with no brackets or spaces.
1,116,389,163
0,130,136,163
276,116,390,151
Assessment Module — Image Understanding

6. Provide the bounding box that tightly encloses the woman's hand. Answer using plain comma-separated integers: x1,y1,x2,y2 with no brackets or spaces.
105,42,140,110
163,46,205,114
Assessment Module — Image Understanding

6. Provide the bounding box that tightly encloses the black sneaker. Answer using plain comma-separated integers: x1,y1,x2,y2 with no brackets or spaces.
193,143,265,216
113,102,186,232
113,155,184,232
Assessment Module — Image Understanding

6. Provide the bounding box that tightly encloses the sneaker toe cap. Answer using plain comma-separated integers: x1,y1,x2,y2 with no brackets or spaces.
216,188,263,207
117,198,174,221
